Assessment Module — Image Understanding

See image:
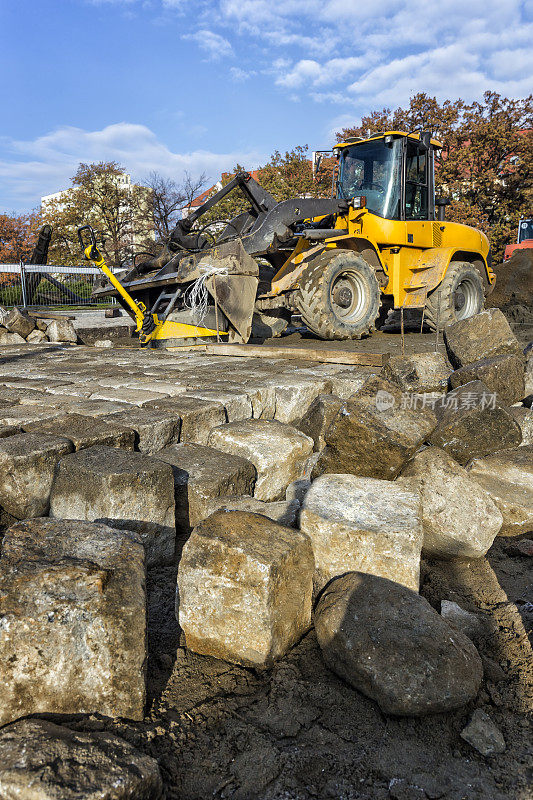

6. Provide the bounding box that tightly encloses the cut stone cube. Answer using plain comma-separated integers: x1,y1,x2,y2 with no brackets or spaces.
300,473,423,593
0,433,73,518
178,510,314,666
208,419,313,501
146,395,226,443
444,308,522,368
100,407,181,453
50,445,175,566
23,413,135,450
0,518,146,724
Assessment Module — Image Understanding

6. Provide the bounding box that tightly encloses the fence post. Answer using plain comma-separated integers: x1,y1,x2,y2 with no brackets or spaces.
19,261,27,309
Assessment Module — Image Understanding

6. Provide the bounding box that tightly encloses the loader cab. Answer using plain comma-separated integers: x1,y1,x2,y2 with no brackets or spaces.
335,131,441,222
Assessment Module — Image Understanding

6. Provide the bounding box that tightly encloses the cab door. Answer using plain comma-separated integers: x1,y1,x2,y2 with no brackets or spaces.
404,140,433,249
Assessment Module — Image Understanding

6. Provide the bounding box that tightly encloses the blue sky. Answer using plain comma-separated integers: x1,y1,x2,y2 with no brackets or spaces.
1,0,532,212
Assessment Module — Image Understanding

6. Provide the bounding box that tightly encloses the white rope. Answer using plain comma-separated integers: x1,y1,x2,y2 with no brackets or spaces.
183,263,228,326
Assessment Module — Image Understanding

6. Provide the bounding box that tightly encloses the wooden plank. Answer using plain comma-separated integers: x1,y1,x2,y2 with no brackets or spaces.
199,343,386,366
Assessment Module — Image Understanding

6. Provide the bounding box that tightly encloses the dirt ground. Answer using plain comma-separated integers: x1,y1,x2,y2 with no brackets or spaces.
53,323,532,800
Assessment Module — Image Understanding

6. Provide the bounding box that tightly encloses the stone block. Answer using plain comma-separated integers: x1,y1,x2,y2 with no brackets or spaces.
510,407,533,445
460,709,506,755
24,412,135,450
186,388,252,422
466,445,533,536
0,433,73,518
314,572,483,715
0,329,25,346
50,445,175,566
329,369,374,399
0,720,163,799
272,376,332,424
0,519,147,725
178,510,314,666
400,447,503,557
146,395,226,443
449,353,526,405
154,442,256,534
381,352,452,393
203,495,300,527
300,473,423,593
444,308,522,368
101,407,181,453
26,328,47,344
4,307,35,339
46,318,78,343
90,386,169,406
314,376,437,480
428,380,522,465
297,394,344,451
208,419,313,501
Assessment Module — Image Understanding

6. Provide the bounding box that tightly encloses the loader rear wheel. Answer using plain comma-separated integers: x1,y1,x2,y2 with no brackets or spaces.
295,250,381,340
424,261,485,331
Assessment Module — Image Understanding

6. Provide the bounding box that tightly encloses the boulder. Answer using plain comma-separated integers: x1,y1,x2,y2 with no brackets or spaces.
460,709,506,756
153,442,256,535
0,720,162,799
101,406,181,453
46,317,78,344
50,445,175,566
208,419,313,501
400,447,503,558
178,510,314,666
444,308,522,368
314,376,437,480
299,473,422,593
203,495,300,527
314,572,483,716
23,412,135,450
146,395,226,443
428,381,522,465
297,394,344,451
0,519,146,724
381,352,452,393
0,433,73,518
466,445,533,536
4,307,35,339
0,329,25,346
449,353,526,406
26,328,47,344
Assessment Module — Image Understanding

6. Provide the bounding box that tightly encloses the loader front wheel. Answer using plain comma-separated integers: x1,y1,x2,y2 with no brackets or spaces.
295,250,381,340
424,261,485,332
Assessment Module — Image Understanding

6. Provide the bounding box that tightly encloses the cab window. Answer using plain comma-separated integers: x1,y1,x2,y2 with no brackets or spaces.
405,143,428,220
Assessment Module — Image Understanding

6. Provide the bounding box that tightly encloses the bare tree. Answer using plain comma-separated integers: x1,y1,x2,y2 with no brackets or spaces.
145,171,207,242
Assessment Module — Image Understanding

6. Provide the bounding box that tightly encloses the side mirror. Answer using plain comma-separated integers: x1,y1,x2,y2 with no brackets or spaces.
419,131,432,151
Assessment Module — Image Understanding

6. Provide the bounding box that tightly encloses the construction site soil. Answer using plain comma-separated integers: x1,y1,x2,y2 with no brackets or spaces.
25,324,526,800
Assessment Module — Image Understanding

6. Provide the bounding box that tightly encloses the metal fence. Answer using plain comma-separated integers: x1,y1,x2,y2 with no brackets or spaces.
0,263,116,309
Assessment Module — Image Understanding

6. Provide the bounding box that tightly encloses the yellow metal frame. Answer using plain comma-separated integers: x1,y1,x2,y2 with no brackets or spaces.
83,245,227,346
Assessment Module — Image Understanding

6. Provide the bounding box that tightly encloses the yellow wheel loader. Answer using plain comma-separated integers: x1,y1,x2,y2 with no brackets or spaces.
91,130,494,346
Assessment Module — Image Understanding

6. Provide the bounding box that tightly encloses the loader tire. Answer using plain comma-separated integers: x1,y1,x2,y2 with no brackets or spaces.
295,250,381,340
424,261,485,332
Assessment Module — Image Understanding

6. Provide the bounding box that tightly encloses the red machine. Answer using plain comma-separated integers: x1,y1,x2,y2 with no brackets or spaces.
504,218,533,260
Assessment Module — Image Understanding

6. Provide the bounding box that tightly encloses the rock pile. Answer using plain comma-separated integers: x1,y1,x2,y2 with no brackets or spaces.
0,307,530,795
0,307,77,345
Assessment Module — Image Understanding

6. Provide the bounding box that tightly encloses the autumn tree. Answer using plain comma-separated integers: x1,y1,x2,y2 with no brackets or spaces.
336,91,533,261
0,210,42,263
43,162,155,270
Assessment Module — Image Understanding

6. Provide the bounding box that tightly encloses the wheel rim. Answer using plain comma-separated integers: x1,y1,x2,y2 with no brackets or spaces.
454,276,479,320
330,270,368,323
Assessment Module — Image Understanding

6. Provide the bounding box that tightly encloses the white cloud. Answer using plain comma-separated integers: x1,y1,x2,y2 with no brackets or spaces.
276,56,368,89
183,29,234,59
0,123,265,212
